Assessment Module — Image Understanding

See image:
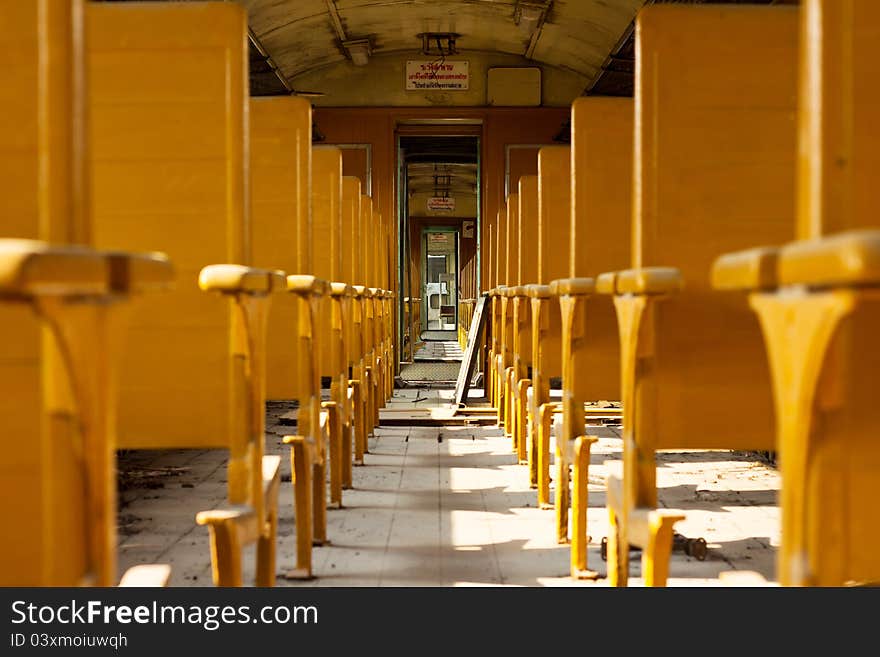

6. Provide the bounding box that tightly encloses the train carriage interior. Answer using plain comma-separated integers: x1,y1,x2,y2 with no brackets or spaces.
4,0,879,591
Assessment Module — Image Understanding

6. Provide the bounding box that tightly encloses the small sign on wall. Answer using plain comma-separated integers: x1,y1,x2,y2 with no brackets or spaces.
427,196,456,212
462,220,475,239
406,60,469,90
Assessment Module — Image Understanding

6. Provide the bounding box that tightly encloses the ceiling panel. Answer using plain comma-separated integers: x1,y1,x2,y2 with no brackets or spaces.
244,0,646,91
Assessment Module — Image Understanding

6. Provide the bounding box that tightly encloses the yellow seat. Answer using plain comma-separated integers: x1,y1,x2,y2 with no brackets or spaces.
88,1,283,587
358,196,380,437
482,212,495,387
498,199,518,439
0,0,172,587
373,210,393,406
711,247,781,292
494,205,509,424
512,177,538,486
341,179,369,468
778,230,880,288
249,97,330,580
312,146,349,511
527,146,569,517
369,206,392,413
597,4,798,586
547,98,633,578
712,0,880,586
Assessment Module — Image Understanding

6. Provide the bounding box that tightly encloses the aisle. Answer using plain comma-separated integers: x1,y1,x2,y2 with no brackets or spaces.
117,388,780,586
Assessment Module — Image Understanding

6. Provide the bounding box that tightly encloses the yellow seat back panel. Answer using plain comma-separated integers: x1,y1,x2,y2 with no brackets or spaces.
88,2,248,448
798,1,880,239
361,196,374,288
635,5,798,449
250,97,312,399
342,178,363,363
312,146,343,375
570,98,633,401
537,147,570,376
495,207,506,292
0,0,89,584
791,0,880,586
517,176,538,288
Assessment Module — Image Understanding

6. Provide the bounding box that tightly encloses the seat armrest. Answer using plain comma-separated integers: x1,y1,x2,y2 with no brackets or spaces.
199,265,286,295
195,505,260,545
711,247,780,291
526,284,552,299
106,251,174,294
595,272,618,295
286,274,330,296
615,268,682,295
549,277,595,297
779,229,880,288
0,239,107,297
330,282,351,297
262,455,282,506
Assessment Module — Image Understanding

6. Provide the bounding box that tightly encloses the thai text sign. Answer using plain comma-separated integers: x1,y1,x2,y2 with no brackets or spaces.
406,61,469,90
427,197,456,212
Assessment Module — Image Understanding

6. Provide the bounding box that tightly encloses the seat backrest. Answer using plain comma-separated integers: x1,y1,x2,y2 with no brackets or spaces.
313,146,344,375
537,146,570,376
570,98,633,400
485,209,495,292
506,195,519,288
634,5,798,449
88,2,248,449
0,0,92,585
797,0,880,238
502,195,519,354
518,176,539,288
342,178,362,287
571,98,632,280
372,205,385,291
495,207,506,291
361,195,373,289
516,176,539,368
537,147,570,287
342,176,362,364
250,97,313,399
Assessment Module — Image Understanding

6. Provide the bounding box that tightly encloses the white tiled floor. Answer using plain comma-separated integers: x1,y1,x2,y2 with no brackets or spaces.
116,389,779,587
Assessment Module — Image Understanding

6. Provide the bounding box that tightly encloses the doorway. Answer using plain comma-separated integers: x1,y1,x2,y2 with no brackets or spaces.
422,228,458,337
396,126,480,383
396,128,480,368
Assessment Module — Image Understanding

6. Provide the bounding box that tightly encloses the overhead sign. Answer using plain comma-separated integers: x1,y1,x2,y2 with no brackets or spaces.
406,60,469,90
427,196,456,212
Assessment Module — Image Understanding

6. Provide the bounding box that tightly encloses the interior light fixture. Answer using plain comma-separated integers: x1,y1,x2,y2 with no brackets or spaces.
342,38,372,66
515,1,547,35
417,33,459,57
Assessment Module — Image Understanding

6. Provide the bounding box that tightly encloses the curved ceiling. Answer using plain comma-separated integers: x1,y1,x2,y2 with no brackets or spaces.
244,0,645,94
400,136,478,200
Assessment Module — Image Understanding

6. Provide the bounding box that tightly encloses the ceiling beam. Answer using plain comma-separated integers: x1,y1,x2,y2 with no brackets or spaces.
522,1,552,60
325,0,348,42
